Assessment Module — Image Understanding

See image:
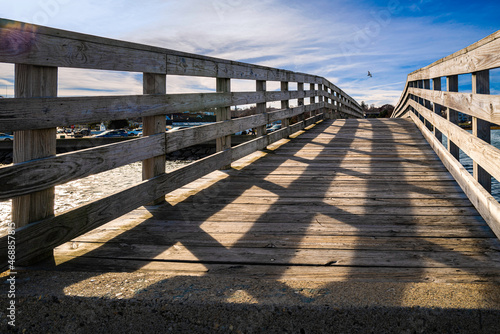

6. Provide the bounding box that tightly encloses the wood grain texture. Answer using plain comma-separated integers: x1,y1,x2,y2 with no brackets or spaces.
0,134,165,200
32,118,500,282
142,73,167,205
12,64,57,229
0,91,325,132
409,111,500,239
408,100,500,183
0,20,167,73
0,150,232,270
407,88,500,124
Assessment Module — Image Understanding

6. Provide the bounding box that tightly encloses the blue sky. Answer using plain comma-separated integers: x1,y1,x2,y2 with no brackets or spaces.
1,0,499,106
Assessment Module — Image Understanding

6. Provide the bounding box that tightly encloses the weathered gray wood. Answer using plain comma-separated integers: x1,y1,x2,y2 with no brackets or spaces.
216,78,231,158
0,134,165,200
166,114,266,153
472,70,492,193
408,100,500,183
432,77,443,142
0,150,232,270
12,64,57,231
255,80,267,137
446,75,460,160
407,87,500,125
0,90,323,133
0,20,167,73
142,73,167,205
409,111,500,239
280,81,291,136
39,118,500,282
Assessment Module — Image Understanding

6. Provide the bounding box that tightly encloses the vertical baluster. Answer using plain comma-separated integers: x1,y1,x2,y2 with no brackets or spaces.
216,78,231,169
317,83,324,118
281,81,290,136
298,82,305,121
256,80,267,137
446,75,460,160
433,77,443,142
142,73,167,205
13,64,57,263
310,83,316,117
472,70,491,193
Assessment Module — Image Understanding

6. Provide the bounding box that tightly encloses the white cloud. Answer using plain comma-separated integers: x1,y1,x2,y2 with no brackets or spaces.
0,0,495,106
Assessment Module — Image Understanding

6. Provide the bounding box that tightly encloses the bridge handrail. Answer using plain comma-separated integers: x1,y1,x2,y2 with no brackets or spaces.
0,19,362,268
392,30,500,239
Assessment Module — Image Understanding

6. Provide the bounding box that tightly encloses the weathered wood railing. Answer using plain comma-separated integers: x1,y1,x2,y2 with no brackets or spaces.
392,30,500,239
0,19,363,269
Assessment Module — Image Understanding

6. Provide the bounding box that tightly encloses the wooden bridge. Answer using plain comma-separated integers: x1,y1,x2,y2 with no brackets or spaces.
1,19,500,332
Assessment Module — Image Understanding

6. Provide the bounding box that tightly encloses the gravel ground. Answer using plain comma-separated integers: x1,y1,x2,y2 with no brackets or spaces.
1,271,499,333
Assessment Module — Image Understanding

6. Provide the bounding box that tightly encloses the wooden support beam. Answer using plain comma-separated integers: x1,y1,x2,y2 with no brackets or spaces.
142,73,167,205
472,70,491,193
310,83,316,117
216,78,231,169
433,77,443,142
12,65,57,229
281,81,290,136
256,80,267,137
297,82,305,121
446,75,460,160
12,64,57,264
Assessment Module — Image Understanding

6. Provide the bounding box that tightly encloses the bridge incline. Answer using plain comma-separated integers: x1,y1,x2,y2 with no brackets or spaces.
47,118,500,282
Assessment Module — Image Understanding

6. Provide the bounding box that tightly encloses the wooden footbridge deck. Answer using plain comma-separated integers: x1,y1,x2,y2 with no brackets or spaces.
1,20,500,331
48,118,500,282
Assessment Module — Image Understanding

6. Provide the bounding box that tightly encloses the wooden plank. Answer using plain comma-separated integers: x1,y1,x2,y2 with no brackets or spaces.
46,257,500,283
432,77,443,142
0,91,318,133
407,87,500,124
12,64,57,231
407,100,500,184
216,78,231,171
409,111,500,239
0,20,167,73
54,241,500,269
281,81,291,137
255,80,267,137
142,73,167,205
408,29,500,80
446,75,460,160
0,134,165,200
0,150,232,270
71,228,498,253
472,70,492,194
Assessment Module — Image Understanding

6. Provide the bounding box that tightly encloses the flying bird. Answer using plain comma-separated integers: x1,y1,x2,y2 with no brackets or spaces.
367,71,373,78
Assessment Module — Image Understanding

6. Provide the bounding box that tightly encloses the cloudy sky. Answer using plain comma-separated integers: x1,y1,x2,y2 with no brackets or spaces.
1,0,499,106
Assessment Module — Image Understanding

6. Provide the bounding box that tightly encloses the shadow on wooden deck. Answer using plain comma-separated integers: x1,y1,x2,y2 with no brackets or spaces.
9,119,500,333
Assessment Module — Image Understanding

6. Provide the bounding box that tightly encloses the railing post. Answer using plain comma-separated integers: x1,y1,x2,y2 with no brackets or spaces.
142,73,167,205
472,70,491,193
216,78,231,168
423,79,433,131
281,81,290,136
446,75,460,160
317,83,324,118
12,64,57,263
432,77,443,142
310,83,316,117
298,82,305,121
256,80,267,137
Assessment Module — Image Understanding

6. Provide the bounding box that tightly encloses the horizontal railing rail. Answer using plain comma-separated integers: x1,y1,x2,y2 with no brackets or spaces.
0,19,362,269
392,29,500,239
